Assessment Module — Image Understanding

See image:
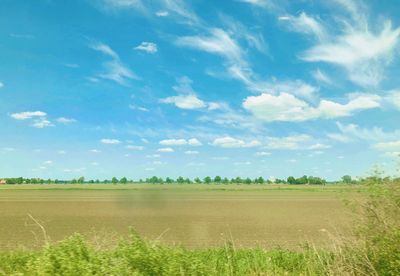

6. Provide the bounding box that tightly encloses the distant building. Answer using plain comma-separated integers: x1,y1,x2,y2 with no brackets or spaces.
0,179,6,184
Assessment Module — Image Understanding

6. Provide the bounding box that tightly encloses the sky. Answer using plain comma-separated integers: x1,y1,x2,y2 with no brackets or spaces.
1,0,400,181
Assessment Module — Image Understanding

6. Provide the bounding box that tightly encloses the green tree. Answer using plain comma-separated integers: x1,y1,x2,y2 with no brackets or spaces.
255,176,264,184
244,178,252,184
296,175,308,185
120,177,128,184
194,177,202,184
222,177,229,184
342,175,352,184
287,176,296,184
203,176,212,184
111,177,119,184
214,176,222,183
176,176,185,184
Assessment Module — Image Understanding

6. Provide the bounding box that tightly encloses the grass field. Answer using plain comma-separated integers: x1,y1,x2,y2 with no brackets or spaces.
0,184,356,250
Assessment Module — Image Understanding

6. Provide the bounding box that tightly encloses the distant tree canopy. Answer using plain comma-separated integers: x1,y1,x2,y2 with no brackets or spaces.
5,174,387,185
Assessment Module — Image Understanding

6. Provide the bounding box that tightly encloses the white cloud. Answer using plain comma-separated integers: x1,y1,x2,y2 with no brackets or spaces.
0,81,3,88
102,0,144,11
31,118,54,128
157,147,174,152
243,92,380,122
176,28,245,66
10,111,47,120
238,0,280,11
184,150,199,155
328,122,400,143
375,140,400,152
265,134,312,150
57,150,66,154
387,90,400,109
160,0,200,26
91,42,138,86
311,69,332,85
160,94,206,109
156,10,169,17
160,138,202,146
126,145,144,150
129,104,149,112
308,143,331,150
56,117,77,124
301,21,400,87
90,42,119,59
234,161,251,165
134,42,158,53
159,139,188,146
100,139,121,144
146,154,160,158
90,149,101,153
326,133,351,143
280,12,326,41
43,160,53,165
188,138,202,146
212,136,261,148
255,151,271,156
160,77,220,110
99,60,138,85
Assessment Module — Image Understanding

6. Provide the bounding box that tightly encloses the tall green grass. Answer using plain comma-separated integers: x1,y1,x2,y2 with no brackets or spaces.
0,179,398,275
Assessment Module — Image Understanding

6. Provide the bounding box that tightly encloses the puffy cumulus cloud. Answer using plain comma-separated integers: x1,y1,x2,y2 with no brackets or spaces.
160,77,221,111
159,138,202,146
56,117,77,124
31,118,54,128
10,111,47,120
134,42,158,53
160,139,186,146
126,145,144,150
160,94,206,109
211,136,261,148
100,139,121,144
243,92,380,122
157,147,174,152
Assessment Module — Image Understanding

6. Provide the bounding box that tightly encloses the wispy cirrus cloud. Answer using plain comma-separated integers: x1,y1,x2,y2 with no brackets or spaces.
90,42,139,86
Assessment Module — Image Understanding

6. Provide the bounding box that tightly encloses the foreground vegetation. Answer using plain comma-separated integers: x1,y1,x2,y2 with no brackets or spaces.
0,178,399,275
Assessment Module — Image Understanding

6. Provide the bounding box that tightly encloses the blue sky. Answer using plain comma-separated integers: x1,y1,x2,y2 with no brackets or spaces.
1,0,400,180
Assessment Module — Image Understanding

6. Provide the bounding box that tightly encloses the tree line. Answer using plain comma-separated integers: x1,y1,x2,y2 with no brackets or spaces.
1,175,333,185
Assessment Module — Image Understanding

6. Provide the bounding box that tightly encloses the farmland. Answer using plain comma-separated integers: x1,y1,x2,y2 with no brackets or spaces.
0,184,355,250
